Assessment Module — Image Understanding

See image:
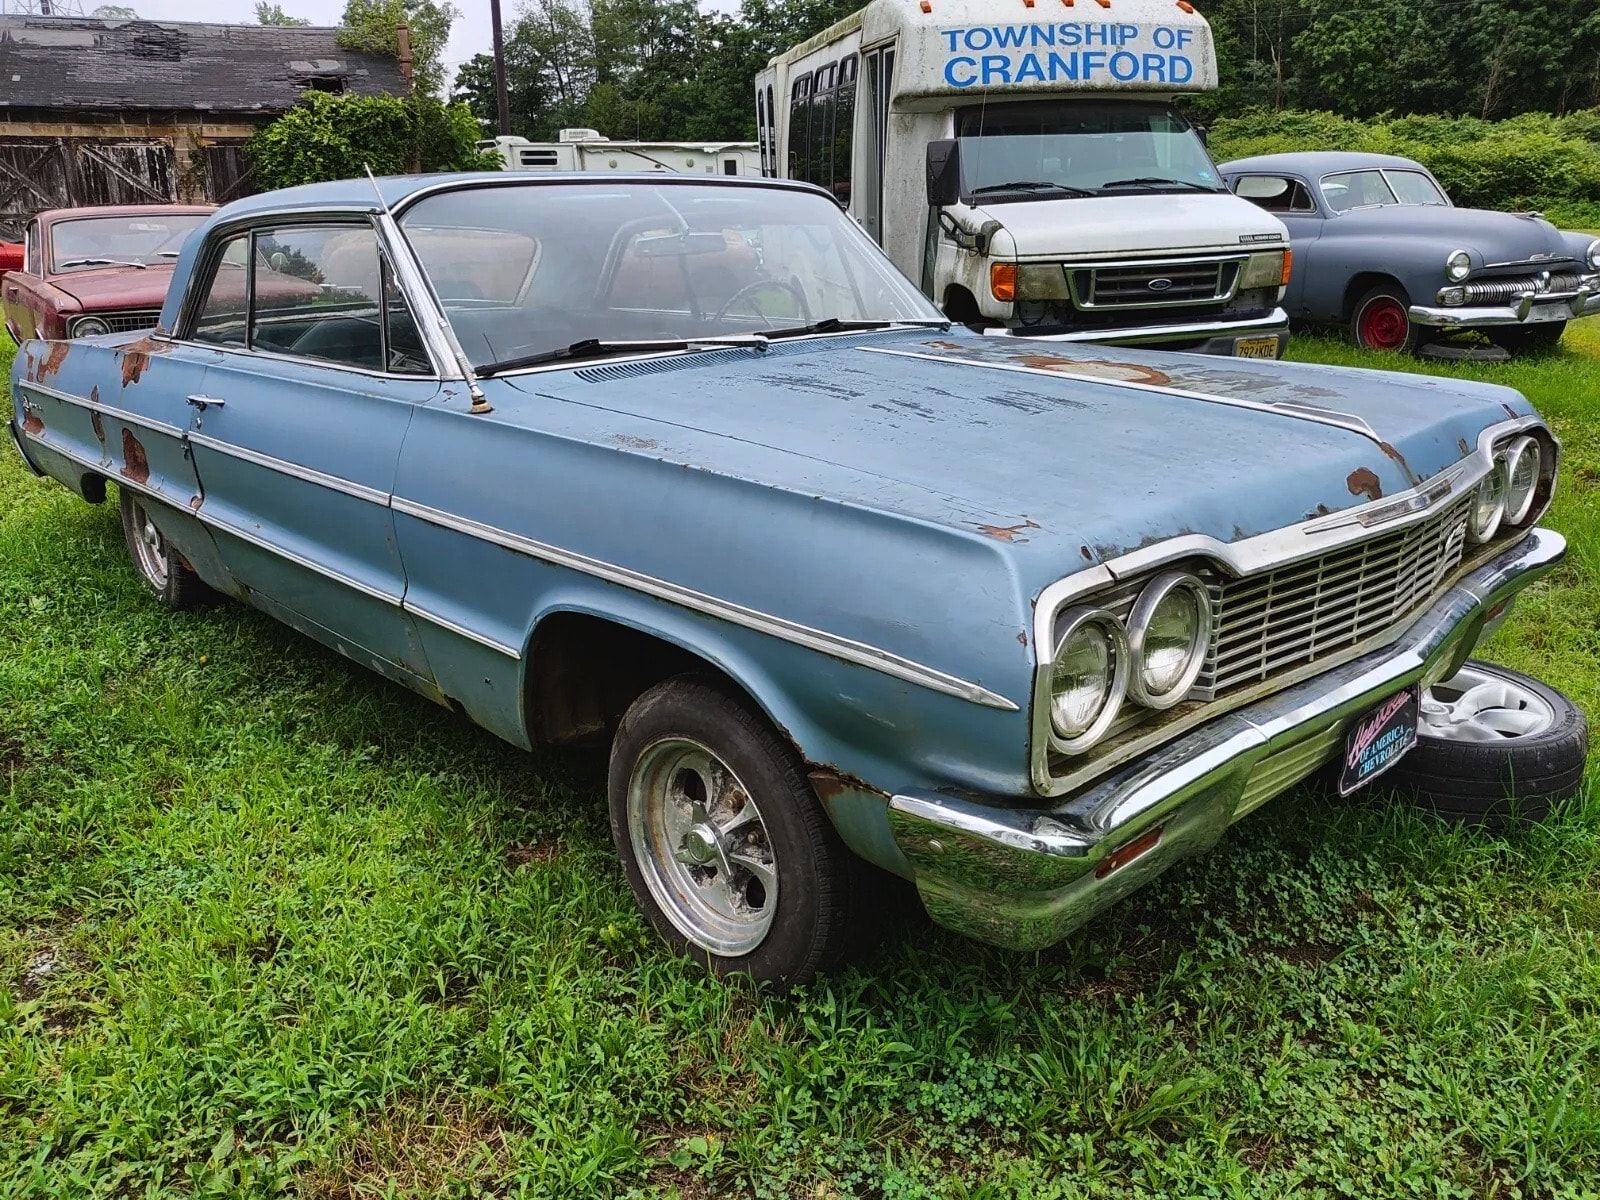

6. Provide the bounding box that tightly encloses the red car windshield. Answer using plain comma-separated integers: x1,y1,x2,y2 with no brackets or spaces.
50,215,208,273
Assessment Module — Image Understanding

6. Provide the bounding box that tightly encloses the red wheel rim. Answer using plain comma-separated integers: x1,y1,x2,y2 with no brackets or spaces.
1358,297,1409,350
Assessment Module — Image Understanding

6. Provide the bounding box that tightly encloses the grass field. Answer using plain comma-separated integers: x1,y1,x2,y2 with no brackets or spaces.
2,324,1598,1199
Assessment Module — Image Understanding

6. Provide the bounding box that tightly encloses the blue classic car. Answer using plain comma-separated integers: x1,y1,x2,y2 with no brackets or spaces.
7,174,1587,984
1218,151,1600,354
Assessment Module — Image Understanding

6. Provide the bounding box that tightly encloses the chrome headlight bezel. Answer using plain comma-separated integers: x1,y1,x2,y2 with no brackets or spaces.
1126,571,1213,709
1468,459,1507,543
1498,435,1542,526
1048,606,1129,752
69,315,111,338
1444,249,1472,282
1587,238,1600,271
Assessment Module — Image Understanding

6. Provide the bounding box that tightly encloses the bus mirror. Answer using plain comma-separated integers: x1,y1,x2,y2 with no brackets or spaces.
1192,122,1209,147
926,140,962,208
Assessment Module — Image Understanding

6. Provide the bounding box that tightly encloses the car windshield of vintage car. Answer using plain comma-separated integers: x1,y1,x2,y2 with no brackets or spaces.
397,182,943,367
1322,169,1447,212
50,215,208,273
953,101,1223,197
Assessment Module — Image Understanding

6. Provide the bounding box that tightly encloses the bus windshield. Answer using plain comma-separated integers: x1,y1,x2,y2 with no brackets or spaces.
953,101,1223,199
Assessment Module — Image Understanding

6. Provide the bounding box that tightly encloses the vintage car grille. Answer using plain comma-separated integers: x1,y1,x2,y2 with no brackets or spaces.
96,310,162,334
1070,259,1240,309
1196,494,1471,697
1461,272,1586,303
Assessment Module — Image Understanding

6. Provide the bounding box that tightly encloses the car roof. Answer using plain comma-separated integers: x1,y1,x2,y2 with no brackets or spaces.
208,171,827,224
41,204,216,224
1218,151,1428,177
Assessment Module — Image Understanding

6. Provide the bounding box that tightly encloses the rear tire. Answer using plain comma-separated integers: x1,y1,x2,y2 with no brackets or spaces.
1386,662,1588,825
118,488,215,610
608,675,857,987
1489,322,1567,355
1350,284,1418,353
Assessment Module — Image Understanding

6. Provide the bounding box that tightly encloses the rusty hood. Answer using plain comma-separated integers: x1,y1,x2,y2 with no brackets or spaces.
46,265,176,312
507,329,1535,582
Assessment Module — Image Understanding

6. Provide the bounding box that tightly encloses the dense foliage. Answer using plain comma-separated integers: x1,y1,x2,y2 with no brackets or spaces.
248,92,499,192
338,0,460,98
1209,108,1600,228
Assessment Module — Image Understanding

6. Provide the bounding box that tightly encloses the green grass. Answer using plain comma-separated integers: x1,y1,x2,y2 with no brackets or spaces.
2,325,1599,1199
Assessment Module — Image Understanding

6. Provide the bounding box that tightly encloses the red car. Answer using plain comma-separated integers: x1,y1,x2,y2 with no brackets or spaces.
2,204,214,343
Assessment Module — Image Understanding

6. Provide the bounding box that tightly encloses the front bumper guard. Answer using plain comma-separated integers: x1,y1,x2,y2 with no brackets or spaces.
983,308,1291,355
1411,280,1600,329
887,528,1566,951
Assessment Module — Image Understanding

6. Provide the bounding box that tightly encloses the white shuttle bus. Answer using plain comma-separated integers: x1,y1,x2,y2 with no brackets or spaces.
482,130,762,177
755,0,1291,355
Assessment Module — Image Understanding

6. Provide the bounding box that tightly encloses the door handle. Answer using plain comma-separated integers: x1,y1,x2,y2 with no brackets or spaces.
186,394,225,411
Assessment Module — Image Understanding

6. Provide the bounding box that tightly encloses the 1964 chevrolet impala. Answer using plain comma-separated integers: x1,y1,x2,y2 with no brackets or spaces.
7,174,1587,983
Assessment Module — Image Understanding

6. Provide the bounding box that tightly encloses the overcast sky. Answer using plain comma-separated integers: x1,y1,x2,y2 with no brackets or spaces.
121,0,739,94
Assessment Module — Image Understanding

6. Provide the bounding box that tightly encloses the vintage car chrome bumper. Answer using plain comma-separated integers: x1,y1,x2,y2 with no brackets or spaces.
1410,278,1600,329
887,528,1565,951
983,308,1291,356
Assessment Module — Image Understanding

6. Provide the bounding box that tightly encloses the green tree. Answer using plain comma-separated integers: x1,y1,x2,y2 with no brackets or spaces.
91,4,138,16
338,0,459,97
255,2,311,25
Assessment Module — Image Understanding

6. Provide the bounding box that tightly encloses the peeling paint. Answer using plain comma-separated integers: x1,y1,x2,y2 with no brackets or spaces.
1017,631,1028,646
21,409,42,435
1377,441,1412,481
808,764,889,802
188,495,203,511
1014,355,1173,387
976,519,1040,543
90,411,105,444
117,336,171,389
120,428,150,485
1346,467,1382,501
611,434,659,450
37,342,68,382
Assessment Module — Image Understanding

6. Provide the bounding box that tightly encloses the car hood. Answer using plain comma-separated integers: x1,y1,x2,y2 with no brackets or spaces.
1334,207,1578,268
47,265,176,311
971,193,1287,259
506,329,1531,594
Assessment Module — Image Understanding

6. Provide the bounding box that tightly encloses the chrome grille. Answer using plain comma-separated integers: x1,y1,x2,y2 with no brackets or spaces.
1461,272,1586,303
1071,259,1240,309
1197,495,1471,697
98,310,161,334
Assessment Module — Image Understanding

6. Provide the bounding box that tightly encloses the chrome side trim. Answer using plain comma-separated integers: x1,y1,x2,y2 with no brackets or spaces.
858,345,1385,446
402,598,521,658
391,494,1019,711
17,378,187,439
185,432,391,505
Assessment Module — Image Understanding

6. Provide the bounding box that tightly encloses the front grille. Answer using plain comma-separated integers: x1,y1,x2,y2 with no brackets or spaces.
1071,259,1240,309
1461,272,1587,303
1198,495,1471,696
95,310,161,334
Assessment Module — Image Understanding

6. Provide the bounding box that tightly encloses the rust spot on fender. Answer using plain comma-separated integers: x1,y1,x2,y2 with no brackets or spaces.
21,409,42,435
116,336,171,388
1080,544,1094,561
976,519,1040,543
1347,467,1382,501
808,765,889,803
188,495,203,511
90,410,105,444
1501,402,1519,419
88,385,99,405
37,342,69,381
1017,631,1028,646
1014,355,1173,387
120,428,150,485
1378,441,1411,479
22,348,36,380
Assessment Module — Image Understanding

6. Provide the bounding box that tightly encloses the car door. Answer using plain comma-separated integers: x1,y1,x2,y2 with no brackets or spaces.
1229,173,1323,317
178,217,443,689
3,218,42,342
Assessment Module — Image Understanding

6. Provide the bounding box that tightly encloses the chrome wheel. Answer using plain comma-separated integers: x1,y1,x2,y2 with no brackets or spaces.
128,499,170,590
1420,664,1557,743
626,737,778,956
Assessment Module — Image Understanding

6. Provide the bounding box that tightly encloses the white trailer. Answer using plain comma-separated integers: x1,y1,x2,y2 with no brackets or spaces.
755,0,1292,355
481,130,763,177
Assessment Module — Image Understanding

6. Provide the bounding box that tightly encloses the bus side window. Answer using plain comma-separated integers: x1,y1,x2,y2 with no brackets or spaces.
788,77,810,179
833,55,857,207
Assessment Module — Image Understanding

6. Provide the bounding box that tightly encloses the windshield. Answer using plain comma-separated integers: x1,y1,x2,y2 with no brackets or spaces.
1321,169,1448,212
398,182,941,368
953,100,1222,198
49,214,207,272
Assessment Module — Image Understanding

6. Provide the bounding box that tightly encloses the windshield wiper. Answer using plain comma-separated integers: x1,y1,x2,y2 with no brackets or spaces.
1098,177,1223,193
56,257,147,269
969,181,1098,198
761,316,952,339
476,334,769,377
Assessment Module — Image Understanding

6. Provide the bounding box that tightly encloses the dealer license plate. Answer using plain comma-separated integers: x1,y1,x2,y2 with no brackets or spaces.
1233,336,1280,359
1338,686,1420,796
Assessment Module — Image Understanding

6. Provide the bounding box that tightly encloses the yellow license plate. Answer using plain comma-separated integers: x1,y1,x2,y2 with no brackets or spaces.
1233,336,1280,359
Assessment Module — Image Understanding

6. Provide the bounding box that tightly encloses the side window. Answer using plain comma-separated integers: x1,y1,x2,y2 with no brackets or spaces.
788,77,810,179
190,233,252,346
833,55,857,207
249,224,385,370
381,255,430,376
765,85,776,178
1232,175,1315,214
23,220,38,274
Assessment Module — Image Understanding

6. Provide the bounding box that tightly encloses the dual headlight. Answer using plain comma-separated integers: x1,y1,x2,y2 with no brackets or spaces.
68,315,112,338
1470,435,1543,542
1049,572,1212,749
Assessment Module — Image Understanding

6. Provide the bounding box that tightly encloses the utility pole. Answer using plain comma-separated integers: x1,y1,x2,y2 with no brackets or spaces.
490,0,512,137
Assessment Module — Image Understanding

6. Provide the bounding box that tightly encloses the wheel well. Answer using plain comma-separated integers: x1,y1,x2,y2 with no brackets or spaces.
1344,272,1405,320
941,284,981,325
523,612,758,748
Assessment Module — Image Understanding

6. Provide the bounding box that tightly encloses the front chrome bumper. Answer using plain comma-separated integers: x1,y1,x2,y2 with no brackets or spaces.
984,308,1291,356
887,528,1566,950
1411,282,1600,329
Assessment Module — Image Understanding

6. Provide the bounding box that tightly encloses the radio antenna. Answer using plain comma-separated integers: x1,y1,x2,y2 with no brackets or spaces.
364,166,492,413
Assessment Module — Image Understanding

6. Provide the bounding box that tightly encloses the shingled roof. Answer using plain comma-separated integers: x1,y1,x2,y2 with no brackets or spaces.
0,15,408,113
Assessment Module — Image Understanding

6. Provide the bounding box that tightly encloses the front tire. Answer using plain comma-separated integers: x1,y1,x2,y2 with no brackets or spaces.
118,488,215,610
1387,662,1588,825
1350,284,1418,353
608,676,856,986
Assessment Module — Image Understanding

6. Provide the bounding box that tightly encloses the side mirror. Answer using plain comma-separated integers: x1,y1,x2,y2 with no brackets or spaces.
926,139,962,208
1192,122,1209,147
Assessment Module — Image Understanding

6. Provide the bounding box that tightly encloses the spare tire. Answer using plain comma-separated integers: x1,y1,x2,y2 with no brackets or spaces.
1385,661,1588,825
